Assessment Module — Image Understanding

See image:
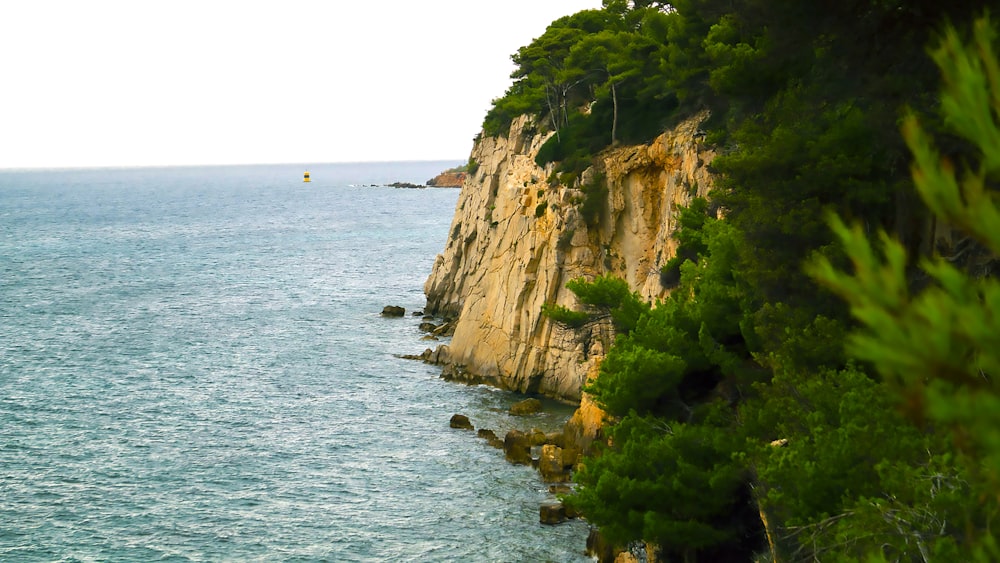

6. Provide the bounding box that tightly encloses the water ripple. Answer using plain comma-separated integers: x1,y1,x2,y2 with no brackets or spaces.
0,164,591,562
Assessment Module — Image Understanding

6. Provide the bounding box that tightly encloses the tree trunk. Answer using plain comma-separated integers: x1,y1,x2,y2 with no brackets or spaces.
545,85,561,142
611,81,619,145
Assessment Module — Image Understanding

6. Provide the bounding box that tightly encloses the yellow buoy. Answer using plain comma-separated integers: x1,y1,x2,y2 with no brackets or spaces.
303,171,311,182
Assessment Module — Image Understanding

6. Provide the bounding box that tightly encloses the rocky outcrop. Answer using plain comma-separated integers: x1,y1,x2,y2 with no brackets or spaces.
424,112,716,402
427,171,467,187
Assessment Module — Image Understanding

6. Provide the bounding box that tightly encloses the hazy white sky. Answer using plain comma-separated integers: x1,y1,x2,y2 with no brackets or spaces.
0,1,601,169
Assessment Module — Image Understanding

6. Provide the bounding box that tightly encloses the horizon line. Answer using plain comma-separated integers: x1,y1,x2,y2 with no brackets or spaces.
0,157,468,173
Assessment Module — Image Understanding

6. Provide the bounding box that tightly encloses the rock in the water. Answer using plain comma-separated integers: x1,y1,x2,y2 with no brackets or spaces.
548,484,573,495
419,322,439,332
528,428,548,446
477,428,504,449
381,305,405,317
509,397,543,416
538,444,568,482
503,429,532,465
449,414,474,430
539,501,567,525
587,529,615,562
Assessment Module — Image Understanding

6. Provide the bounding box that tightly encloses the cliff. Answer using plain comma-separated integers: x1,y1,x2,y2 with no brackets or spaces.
424,111,716,402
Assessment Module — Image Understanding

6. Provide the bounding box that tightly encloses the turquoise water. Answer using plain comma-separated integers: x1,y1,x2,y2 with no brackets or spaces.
0,163,590,562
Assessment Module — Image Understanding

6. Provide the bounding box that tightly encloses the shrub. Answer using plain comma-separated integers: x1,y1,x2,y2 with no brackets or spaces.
541,302,591,328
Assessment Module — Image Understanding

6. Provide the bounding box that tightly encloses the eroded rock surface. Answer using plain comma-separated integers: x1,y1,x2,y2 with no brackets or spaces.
424,112,715,401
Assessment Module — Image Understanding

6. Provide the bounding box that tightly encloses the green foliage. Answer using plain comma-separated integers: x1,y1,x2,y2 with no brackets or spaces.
567,274,646,333
485,3,680,172
566,211,765,558
569,409,752,559
543,274,647,334
510,2,995,559
741,365,924,525
805,17,1000,558
534,201,548,218
541,302,591,328
660,198,711,287
466,157,479,175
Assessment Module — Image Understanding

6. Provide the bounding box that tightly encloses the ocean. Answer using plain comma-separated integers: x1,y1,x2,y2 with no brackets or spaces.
0,162,591,562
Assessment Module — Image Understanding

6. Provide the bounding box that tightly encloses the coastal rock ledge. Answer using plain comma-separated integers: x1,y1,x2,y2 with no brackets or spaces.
423,111,715,402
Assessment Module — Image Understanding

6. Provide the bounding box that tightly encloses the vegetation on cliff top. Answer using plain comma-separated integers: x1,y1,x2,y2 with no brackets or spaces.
508,1,996,560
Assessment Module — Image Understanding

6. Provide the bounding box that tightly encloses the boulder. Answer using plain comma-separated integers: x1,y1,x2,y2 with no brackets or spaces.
509,398,543,416
539,501,567,525
419,322,439,332
560,446,580,470
503,429,532,465
538,444,569,483
587,529,616,562
449,414,474,430
548,484,573,495
528,428,548,446
544,431,566,448
477,428,504,449
381,305,405,317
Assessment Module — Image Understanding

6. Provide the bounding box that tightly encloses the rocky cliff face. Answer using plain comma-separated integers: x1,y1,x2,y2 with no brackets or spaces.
424,112,715,402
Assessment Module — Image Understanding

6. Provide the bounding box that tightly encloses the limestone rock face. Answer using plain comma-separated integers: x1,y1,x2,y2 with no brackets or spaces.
424,112,715,402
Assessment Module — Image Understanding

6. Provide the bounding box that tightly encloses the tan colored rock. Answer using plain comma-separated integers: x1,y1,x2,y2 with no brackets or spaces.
426,171,467,187
539,501,567,525
563,361,610,458
424,112,714,402
503,429,532,465
538,444,568,482
509,397,542,416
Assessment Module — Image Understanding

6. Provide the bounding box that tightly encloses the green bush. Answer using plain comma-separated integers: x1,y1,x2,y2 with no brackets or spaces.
541,302,591,328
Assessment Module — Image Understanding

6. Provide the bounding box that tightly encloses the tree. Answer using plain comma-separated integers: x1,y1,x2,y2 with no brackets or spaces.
807,17,1000,558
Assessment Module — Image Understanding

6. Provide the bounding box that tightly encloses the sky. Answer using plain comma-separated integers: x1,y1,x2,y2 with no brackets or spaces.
0,1,602,169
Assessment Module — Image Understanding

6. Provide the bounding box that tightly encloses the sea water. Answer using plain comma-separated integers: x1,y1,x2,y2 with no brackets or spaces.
0,162,592,562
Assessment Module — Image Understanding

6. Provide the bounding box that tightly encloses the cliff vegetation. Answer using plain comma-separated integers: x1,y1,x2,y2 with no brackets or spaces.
467,1,996,561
